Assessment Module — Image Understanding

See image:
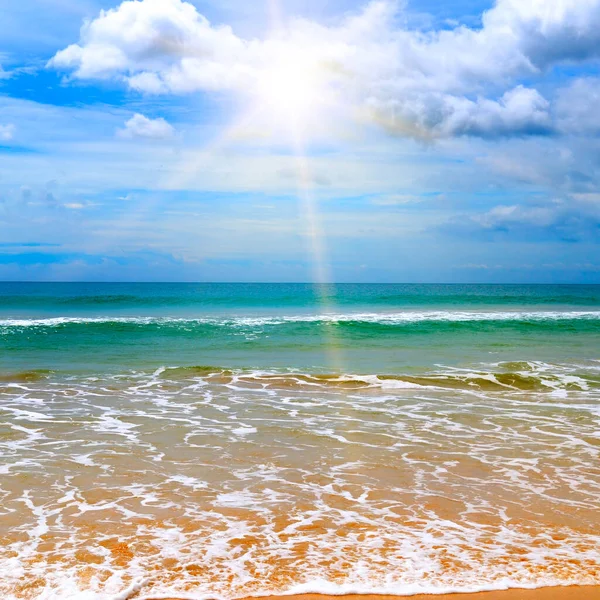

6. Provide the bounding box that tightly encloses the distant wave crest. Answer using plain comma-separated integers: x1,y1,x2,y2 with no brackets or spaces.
2,310,600,329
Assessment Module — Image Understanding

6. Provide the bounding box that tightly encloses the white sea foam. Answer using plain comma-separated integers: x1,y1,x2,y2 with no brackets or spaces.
1,368,599,600
1,310,600,329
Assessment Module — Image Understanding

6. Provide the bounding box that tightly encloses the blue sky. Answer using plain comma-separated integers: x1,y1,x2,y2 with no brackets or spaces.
1,0,600,282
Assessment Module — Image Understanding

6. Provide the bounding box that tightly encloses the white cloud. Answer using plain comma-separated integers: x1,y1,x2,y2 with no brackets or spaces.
117,113,175,140
48,0,248,91
48,0,600,139
0,123,15,141
368,86,552,138
483,0,600,70
474,204,559,229
447,195,600,242
555,78,600,134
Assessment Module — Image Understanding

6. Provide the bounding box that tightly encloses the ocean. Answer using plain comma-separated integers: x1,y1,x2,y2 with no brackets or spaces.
1,282,599,599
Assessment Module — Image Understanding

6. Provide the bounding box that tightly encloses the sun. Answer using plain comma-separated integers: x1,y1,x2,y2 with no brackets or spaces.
253,52,327,130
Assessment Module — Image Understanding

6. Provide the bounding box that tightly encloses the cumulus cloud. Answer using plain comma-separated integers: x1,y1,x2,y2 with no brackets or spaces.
48,0,600,139
369,86,552,138
485,0,600,69
117,113,175,140
0,123,15,141
48,0,248,92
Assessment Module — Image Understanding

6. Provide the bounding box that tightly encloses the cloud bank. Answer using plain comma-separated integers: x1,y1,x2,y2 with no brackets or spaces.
48,0,600,139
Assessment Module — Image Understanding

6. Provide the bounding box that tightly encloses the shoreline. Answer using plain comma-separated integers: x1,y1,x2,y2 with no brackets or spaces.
154,586,600,600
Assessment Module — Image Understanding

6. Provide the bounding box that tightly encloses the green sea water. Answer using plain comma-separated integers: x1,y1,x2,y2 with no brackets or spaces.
1,282,599,377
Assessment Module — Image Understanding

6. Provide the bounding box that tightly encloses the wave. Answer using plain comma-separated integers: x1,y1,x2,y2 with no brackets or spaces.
2,310,600,328
107,579,593,600
0,369,53,383
36,360,577,393
156,364,598,392
3,361,598,392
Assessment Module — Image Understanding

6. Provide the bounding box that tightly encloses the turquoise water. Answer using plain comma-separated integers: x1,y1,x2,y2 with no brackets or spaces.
1,283,599,376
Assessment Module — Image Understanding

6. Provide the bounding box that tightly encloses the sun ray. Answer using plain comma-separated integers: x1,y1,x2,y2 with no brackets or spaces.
264,0,344,373
106,0,345,373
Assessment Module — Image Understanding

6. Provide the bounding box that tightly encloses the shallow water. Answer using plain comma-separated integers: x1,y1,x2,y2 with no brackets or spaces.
1,284,599,599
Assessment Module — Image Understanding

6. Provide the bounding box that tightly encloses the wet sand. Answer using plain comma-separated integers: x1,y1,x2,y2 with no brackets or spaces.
4,370,599,598
156,588,600,600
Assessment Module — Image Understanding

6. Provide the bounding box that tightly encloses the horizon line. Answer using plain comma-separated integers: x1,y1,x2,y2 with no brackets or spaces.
0,281,598,286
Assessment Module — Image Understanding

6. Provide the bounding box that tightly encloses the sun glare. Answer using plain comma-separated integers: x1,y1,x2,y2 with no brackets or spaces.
254,54,326,129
